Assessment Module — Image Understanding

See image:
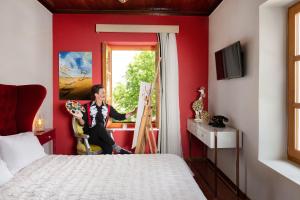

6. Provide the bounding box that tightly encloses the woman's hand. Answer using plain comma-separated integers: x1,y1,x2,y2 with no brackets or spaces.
67,109,83,119
73,110,83,119
68,110,85,126
125,108,137,119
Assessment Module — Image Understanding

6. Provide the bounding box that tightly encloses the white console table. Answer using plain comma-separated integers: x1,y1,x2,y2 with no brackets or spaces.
187,118,242,198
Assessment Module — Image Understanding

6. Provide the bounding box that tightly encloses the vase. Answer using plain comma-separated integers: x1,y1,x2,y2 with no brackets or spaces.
192,98,203,122
192,87,206,122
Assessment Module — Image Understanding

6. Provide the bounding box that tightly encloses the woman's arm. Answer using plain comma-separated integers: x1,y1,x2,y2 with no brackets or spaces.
109,106,137,120
78,104,89,126
66,106,85,126
76,115,85,126
109,106,126,120
71,110,85,126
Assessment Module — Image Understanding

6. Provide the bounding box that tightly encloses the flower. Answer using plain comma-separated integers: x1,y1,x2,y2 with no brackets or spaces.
201,111,210,122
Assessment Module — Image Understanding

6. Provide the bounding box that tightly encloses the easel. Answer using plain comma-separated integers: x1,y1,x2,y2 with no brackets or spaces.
134,94,157,154
134,52,160,154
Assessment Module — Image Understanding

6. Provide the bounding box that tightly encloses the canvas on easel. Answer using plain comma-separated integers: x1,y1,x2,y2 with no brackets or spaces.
132,46,160,154
132,82,157,154
132,82,151,149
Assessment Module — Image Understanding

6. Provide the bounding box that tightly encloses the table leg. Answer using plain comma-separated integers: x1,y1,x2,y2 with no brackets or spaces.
236,129,240,199
203,140,207,158
214,130,218,198
52,129,56,154
189,130,192,160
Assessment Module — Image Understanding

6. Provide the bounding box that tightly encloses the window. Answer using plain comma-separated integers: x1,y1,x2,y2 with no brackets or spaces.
288,2,300,164
102,43,160,127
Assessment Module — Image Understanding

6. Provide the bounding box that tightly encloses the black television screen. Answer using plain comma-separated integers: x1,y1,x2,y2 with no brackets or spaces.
215,41,243,80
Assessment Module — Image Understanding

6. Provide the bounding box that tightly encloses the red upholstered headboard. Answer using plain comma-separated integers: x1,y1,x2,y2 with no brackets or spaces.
0,84,46,135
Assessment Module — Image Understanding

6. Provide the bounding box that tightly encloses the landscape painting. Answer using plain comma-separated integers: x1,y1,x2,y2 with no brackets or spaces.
59,52,92,100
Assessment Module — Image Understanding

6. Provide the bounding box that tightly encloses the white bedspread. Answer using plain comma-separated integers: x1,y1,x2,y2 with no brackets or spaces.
0,154,206,200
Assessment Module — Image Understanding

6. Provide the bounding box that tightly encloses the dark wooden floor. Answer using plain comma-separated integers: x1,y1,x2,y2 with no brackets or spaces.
186,159,249,200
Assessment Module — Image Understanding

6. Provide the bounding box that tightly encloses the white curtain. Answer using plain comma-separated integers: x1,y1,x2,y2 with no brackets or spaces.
158,33,182,157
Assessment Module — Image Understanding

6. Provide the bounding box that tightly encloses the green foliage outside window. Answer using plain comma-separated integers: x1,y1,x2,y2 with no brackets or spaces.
112,51,156,122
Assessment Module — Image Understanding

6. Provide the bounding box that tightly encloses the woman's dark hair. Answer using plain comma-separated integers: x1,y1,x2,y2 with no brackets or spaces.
91,84,103,100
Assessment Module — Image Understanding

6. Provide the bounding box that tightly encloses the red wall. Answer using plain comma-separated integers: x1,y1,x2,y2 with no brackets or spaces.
53,14,208,158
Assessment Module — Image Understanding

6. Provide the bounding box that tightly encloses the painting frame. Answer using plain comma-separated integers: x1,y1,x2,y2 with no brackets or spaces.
59,51,92,100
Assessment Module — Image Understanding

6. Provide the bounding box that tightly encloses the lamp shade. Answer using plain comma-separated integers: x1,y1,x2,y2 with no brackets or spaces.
34,115,45,132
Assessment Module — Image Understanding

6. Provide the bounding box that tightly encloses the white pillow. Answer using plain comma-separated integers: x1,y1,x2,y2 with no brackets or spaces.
0,132,46,174
0,159,13,186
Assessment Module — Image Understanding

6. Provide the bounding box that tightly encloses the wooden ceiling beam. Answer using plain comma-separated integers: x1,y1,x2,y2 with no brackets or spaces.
37,0,54,13
36,0,223,16
52,9,209,16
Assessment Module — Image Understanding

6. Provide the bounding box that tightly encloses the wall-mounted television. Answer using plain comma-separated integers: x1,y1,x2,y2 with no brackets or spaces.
215,41,244,80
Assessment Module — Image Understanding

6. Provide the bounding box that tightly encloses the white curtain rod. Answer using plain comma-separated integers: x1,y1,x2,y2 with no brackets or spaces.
96,24,179,33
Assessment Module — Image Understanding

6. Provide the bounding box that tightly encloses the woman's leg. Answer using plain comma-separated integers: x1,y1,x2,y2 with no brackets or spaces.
88,124,114,154
92,139,113,154
87,124,131,154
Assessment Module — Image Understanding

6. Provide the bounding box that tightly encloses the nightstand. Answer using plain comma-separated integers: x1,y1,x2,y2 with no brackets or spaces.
34,128,55,154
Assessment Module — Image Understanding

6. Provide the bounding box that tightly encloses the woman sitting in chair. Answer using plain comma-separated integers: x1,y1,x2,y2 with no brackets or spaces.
69,84,136,154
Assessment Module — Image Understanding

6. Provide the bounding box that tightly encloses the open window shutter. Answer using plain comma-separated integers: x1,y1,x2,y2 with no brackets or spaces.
102,43,112,105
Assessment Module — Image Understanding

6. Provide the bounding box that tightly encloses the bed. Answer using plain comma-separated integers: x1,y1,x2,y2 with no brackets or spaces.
0,84,206,200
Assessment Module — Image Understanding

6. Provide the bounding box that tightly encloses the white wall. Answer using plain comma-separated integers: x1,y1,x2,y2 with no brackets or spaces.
259,3,287,161
209,0,300,199
0,0,53,128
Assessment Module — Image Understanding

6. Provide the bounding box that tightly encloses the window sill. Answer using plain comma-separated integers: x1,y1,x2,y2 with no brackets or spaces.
107,122,158,129
259,158,300,185
107,127,159,132
107,127,135,132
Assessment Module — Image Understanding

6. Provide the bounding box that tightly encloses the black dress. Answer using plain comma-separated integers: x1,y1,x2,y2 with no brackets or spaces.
82,101,126,154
